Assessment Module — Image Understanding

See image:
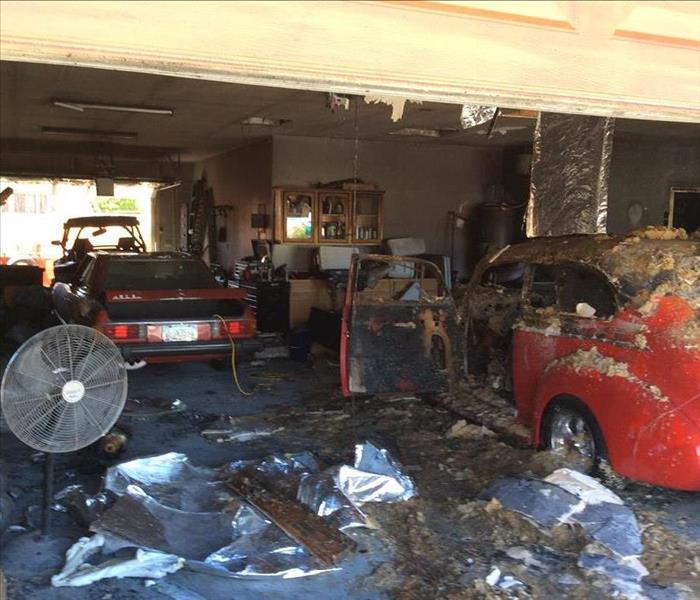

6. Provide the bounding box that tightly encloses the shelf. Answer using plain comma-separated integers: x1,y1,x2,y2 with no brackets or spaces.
274,187,383,245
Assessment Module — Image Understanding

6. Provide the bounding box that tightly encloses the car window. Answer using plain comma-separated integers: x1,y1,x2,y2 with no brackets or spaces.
557,265,616,319
529,264,557,308
75,255,96,288
528,263,616,318
481,263,525,290
103,258,216,290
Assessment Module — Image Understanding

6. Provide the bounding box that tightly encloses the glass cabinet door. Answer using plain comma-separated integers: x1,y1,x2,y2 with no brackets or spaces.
318,192,350,243
352,192,381,243
284,192,315,242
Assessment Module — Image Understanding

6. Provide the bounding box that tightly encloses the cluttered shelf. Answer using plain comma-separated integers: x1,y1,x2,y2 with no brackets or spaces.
273,186,383,245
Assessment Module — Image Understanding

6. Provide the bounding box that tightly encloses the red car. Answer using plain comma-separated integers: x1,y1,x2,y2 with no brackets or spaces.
52,252,258,364
340,235,700,491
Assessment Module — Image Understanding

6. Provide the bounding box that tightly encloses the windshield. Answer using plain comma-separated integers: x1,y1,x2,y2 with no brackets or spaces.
103,258,216,290
64,224,144,252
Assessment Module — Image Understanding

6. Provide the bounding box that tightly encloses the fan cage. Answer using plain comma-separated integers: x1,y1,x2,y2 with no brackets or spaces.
1,325,128,453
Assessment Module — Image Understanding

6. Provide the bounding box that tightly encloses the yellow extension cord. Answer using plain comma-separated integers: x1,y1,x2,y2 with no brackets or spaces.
213,314,254,396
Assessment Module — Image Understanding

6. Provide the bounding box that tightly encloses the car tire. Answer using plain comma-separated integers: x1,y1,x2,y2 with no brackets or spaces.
541,396,606,473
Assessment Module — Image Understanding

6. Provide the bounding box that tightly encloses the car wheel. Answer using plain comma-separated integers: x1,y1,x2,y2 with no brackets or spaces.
542,397,606,473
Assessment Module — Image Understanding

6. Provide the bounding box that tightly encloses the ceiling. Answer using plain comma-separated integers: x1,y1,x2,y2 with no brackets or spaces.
1,60,699,165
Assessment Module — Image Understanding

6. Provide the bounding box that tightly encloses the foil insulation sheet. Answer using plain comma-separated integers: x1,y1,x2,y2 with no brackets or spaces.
53,443,416,582
460,104,498,129
527,113,615,237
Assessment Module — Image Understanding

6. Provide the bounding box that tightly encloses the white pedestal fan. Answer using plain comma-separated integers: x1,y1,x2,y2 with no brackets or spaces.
1,325,127,533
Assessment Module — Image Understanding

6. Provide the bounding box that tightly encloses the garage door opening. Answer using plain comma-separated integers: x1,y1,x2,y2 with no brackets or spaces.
0,177,155,284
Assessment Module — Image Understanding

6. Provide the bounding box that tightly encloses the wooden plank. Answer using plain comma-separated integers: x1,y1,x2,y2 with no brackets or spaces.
226,468,356,566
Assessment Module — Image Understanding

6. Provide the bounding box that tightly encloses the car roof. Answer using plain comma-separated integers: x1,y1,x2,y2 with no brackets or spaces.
64,216,140,228
492,233,700,304
91,251,195,260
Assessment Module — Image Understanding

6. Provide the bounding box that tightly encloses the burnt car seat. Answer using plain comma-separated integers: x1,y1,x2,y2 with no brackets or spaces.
70,238,94,261
117,237,138,251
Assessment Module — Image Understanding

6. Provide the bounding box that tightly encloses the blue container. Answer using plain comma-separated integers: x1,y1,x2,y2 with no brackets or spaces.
289,328,312,362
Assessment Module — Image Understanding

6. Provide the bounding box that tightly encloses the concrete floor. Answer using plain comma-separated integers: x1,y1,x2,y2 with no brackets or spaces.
1,358,699,599
1,359,387,600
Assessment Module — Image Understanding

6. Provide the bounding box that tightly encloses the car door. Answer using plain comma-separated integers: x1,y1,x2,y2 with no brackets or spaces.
513,262,623,421
463,260,526,386
341,255,463,396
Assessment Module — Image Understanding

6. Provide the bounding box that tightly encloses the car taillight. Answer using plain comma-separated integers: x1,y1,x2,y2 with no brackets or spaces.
102,323,142,341
213,320,250,338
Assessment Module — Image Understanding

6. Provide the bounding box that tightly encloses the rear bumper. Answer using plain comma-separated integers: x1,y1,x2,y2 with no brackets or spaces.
119,338,262,361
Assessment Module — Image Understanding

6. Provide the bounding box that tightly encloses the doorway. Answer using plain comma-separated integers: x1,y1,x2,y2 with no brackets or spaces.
668,186,700,234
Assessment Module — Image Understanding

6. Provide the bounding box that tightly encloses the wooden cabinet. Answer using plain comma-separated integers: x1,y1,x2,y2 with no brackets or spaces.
274,188,383,245
318,191,351,244
351,191,382,244
274,189,316,244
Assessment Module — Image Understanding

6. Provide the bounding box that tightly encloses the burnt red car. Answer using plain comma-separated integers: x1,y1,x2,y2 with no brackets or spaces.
52,252,258,364
341,235,700,491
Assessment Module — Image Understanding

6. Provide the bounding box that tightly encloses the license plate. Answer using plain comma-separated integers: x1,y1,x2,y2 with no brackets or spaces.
162,323,198,342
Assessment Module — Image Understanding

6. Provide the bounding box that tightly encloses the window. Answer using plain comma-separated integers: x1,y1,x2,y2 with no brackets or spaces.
103,258,216,290
557,265,616,319
76,256,96,289
527,263,616,318
668,187,700,234
481,263,525,290
529,264,557,308
3,193,50,213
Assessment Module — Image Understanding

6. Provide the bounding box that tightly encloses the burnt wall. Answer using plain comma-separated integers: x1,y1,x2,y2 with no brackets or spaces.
608,136,700,233
193,139,273,271
271,135,502,277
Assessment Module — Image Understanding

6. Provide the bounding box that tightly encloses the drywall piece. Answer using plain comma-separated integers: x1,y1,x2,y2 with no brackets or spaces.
364,95,420,121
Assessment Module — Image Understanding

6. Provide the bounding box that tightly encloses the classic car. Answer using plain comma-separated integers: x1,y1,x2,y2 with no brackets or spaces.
52,251,259,364
340,234,700,491
53,216,147,284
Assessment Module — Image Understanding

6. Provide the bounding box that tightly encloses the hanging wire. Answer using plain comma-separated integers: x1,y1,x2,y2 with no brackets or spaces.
351,98,360,439
353,99,360,182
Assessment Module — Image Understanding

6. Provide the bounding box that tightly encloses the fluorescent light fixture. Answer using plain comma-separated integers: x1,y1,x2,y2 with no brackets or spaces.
389,128,457,138
53,99,174,116
241,116,289,126
156,180,182,192
41,126,138,140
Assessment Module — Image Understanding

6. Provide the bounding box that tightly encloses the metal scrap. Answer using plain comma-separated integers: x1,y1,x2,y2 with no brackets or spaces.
51,534,184,587
479,468,683,597
122,397,186,419
52,444,416,584
460,105,498,129
201,417,284,443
